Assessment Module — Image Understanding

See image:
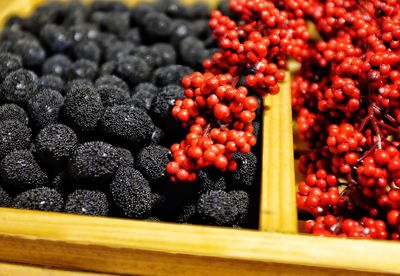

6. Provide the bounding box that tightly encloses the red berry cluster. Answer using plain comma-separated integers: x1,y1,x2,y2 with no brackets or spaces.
305,215,388,239
293,0,400,239
167,0,311,182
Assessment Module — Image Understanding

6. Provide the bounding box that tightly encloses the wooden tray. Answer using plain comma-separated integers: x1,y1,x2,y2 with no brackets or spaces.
0,0,399,275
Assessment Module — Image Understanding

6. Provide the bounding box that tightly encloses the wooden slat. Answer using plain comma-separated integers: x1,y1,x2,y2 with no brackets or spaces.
260,73,297,233
0,262,114,276
0,208,398,275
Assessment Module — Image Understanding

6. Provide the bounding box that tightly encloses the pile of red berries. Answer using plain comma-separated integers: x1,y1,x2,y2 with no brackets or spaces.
167,0,311,182
293,0,400,239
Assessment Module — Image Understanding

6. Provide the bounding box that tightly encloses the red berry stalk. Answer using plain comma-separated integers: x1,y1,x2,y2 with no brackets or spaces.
293,0,400,239
167,0,311,182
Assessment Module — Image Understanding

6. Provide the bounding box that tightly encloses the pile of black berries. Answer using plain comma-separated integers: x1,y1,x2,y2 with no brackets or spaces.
0,0,261,228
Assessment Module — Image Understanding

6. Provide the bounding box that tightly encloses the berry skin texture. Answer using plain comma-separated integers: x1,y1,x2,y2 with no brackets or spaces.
197,169,227,195
179,36,208,69
40,24,72,53
136,145,170,184
116,55,151,85
68,59,98,80
96,84,131,107
104,41,135,61
95,75,129,92
72,39,101,64
64,189,108,216
1,69,38,105
13,187,63,212
27,88,64,128
152,43,176,66
110,167,153,218
68,141,121,188
0,53,22,81
0,120,31,160
177,204,197,223
152,64,193,86
62,83,104,133
151,85,184,131
0,104,29,125
230,152,258,187
196,190,241,226
100,105,154,148
0,186,12,207
115,147,135,168
38,74,65,93
131,82,159,111
35,124,78,169
12,38,46,67
42,55,72,78
0,150,48,194
142,12,174,40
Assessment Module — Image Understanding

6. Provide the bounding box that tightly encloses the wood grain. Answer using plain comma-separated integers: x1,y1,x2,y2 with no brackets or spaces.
0,208,398,275
0,262,114,276
1,0,397,275
261,73,297,233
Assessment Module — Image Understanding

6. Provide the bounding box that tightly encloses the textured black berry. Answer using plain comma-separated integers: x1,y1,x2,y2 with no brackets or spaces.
90,11,130,35
196,190,239,226
68,23,100,43
230,152,258,187
35,124,78,169
131,83,159,111
68,59,98,80
0,150,48,193
231,190,250,226
152,64,193,86
136,145,170,184
62,83,103,133
95,75,129,92
115,147,134,168
131,46,162,69
152,43,176,66
0,120,31,159
38,74,65,93
0,53,22,81
142,12,174,40
99,60,116,75
0,69,38,105
170,20,193,46
0,104,29,125
64,189,108,216
150,126,165,145
40,24,72,53
71,39,101,63
179,36,207,68
0,185,12,207
96,84,131,107
130,3,155,26
42,54,72,78
12,38,46,67
100,105,154,148
197,169,227,195
110,166,153,218
27,88,64,128
116,55,150,85
68,141,120,187
122,28,142,45
151,85,184,131
104,41,135,61
23,3,63,32
13,187,63,211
